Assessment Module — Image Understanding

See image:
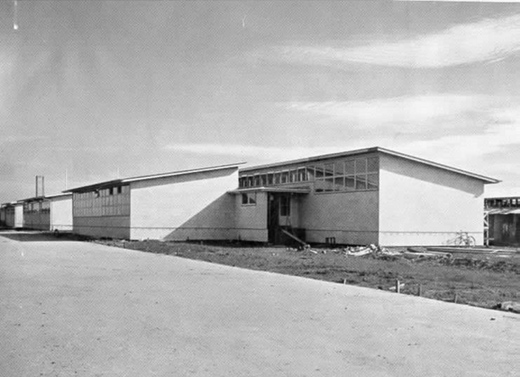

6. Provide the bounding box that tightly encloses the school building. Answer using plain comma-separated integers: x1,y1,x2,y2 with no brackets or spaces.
232,147,498,246
64,163,242,240
484,196,520,246
21,193,73,231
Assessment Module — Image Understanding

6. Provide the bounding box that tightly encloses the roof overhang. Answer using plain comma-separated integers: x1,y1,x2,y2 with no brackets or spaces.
228,186,311,195
486,208,520,215
64,162,246,193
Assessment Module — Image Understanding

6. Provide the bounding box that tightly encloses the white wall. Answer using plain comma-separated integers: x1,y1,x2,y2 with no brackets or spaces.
379,154,486,246
300,191,379,245
130,167,238,240
235,192,269,242
50,196,73,231
14,204,23,228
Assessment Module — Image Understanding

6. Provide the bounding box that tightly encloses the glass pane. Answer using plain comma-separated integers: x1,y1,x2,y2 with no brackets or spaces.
298,168,306,182
314,165,324,178
367,173,378,189
290,170,297,182
306,166,315,180
334,161,344,176
274,173,281,184
324,163,334,177
334,176,344,191
281,171,289,183
267,174,274,185
324,177,334,191
367,157,378,172
249,193,256,204
356,174,367,190
345,176,355,190
355,158,367,174
345,160,355,175
315,180,326,192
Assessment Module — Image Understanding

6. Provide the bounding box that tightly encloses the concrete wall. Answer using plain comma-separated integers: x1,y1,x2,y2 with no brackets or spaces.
300,190,379,245
14,204,23,228
50,196,73,231
73,216,130,239
130,167,238,240
378,154,485,246
235,192,269,242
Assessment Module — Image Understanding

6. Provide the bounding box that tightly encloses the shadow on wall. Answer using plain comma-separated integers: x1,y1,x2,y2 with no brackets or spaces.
163,193,236,241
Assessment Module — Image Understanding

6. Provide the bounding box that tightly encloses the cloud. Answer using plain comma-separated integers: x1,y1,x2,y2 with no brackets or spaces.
165,143,340,163
259,13,520,68
284,94,492,133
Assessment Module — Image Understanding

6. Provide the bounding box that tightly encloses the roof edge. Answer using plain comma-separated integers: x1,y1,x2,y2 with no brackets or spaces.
376,147,500,184
240,146,500,184
64,162,246,193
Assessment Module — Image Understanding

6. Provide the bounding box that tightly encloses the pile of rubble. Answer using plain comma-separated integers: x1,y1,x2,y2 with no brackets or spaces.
288,244,452,260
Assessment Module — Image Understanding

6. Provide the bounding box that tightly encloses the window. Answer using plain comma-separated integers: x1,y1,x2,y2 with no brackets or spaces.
241,193,256,206
313,156,379,193
280,195,290,216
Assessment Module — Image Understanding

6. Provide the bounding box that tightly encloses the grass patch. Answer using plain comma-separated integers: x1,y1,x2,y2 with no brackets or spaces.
98,239,520,312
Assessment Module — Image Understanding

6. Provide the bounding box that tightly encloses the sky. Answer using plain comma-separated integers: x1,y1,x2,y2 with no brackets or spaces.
1,0,520,201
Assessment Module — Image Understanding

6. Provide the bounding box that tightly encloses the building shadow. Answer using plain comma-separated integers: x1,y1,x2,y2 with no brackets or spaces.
0,230,74,242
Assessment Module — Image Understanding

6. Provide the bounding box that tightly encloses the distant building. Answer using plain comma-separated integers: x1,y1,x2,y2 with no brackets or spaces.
0,203,6,226
232,147,498,246
21,193,73,232
484,197,520,246
64,163,242,240
3,202,23,228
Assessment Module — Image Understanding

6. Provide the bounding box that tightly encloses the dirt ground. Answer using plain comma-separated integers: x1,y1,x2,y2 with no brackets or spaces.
1,230,519,377
96,238,520,312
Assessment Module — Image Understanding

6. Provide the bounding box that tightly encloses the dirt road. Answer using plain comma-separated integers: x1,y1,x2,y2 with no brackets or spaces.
1,231,518,376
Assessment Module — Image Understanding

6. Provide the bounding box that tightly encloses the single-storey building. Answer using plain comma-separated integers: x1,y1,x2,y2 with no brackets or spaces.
484,196,520,246
232,147,499,246
65,163,242,240
0,203,7,227
0,203,6,226
21,193,73,232
3,201,24,229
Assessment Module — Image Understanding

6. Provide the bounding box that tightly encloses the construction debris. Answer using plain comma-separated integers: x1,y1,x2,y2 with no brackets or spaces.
494,301,520,314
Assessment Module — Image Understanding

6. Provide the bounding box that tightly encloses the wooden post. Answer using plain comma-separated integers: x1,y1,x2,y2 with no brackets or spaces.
417,284,422,297
454,293,458,304
395,279,400,294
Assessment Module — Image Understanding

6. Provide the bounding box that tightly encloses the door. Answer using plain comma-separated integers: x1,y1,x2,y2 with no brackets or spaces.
267,193,279,243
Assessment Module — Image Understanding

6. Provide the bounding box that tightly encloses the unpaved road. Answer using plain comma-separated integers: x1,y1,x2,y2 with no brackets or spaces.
1,231,519,376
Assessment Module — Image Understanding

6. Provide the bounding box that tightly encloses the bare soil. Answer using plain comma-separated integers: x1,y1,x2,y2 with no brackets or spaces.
96,239,520,312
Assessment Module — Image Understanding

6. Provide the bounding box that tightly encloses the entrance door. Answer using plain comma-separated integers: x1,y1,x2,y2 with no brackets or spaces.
267,193,280,243
267,193,293,244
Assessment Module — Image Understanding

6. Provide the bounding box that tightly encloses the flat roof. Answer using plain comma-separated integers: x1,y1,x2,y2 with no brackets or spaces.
240,146,500,184
64,162,245,193
16,193,72,203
